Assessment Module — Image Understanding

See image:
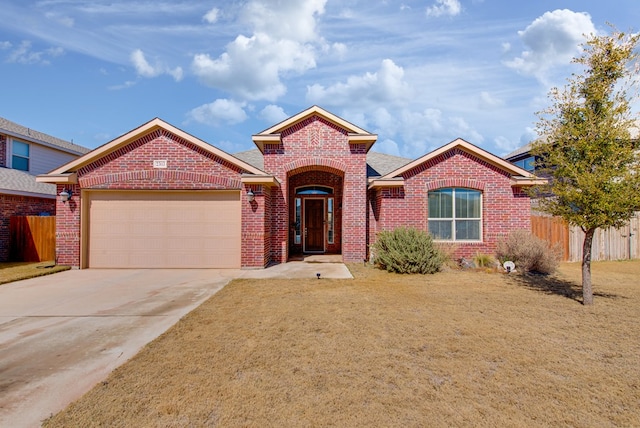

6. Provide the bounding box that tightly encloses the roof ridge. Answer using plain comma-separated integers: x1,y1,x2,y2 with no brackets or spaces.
0,116,91,155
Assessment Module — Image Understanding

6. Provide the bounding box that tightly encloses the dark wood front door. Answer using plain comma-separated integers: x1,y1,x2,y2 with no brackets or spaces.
304,199,324,252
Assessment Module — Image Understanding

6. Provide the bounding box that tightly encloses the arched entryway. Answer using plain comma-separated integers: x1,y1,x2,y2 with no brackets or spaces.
288,169,343,258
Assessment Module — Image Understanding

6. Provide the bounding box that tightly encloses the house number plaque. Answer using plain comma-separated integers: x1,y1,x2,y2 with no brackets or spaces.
153,160,167,168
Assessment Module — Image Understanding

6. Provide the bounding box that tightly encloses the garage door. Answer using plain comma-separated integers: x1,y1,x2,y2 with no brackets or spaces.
87,191,241,268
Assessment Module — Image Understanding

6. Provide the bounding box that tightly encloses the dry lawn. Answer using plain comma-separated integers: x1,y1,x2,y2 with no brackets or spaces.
44,261,640,427
0,261,70,285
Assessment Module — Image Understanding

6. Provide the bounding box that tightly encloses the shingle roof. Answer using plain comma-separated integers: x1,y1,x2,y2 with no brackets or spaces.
366,151,412,177
504,143,532,160
0,116,90,155
233,149,265,171
0,167,56,197
232,149,411,178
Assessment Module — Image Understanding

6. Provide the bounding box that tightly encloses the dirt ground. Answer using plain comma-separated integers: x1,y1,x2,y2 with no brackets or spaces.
43,261,640,427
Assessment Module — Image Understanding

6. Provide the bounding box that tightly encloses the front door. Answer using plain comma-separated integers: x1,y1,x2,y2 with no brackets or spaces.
304,199,324,252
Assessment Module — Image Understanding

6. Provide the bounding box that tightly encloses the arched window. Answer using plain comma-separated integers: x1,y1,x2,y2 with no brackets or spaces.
428,188,481,241
295,186,333,195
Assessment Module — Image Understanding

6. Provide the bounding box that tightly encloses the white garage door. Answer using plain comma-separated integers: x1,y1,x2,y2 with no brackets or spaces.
87,191,241,268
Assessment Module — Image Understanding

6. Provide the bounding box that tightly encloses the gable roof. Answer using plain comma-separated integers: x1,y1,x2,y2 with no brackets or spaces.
38,118,270,184
0,167,56,198
233,148,411,178
251,105,377,152
0,116,90,155
370,138,545,188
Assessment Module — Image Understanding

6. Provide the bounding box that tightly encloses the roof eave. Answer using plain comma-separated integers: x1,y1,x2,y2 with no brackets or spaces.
45,118,266,177
36,173,78,184
251,134,282,153
0,188,56,199
511,177,547,187
368,178,405,189
241,174,281,187
382,139,537,179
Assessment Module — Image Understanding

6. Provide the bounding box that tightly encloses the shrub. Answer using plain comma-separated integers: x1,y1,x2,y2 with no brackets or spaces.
371,227,445,274
496,229,561,275
473,252,496,268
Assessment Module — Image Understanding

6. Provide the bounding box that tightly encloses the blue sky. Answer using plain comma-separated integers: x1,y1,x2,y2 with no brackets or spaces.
0,1,638,159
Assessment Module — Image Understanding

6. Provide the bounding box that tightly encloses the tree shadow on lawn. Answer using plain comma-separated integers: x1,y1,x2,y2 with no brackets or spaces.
507,273,621,304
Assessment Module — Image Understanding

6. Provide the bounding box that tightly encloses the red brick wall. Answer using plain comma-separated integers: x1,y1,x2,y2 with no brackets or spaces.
78,130,244,190
263,115,368,263
0,194,55,261
241,184,272,268
54,184,81,266
370,148,531,259
56,129,271,268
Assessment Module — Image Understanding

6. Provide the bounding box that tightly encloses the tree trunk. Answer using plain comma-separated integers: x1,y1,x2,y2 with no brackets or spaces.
582,228,596,305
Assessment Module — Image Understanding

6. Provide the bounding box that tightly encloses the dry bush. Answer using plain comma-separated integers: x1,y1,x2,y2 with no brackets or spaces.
435,242,459,269
473,252,497,268
497,229,561,274
372,227,445,274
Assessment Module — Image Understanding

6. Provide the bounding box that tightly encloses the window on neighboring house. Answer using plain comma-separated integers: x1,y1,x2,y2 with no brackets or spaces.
428,188,482,241
12,140,30,171
514,156,535,172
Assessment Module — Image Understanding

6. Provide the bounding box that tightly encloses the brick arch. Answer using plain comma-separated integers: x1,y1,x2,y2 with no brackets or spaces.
78,169,242,189
284,157,347,176
425,178,485,191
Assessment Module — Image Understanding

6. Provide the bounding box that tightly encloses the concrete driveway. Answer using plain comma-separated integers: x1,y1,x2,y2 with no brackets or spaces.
0,269,242,428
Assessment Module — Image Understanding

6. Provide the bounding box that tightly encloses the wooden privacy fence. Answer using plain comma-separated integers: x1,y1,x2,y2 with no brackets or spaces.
9,216,56,262
531,215,570,261
531,213,640,262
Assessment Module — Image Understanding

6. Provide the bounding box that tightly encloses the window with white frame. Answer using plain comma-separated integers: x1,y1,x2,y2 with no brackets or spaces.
428,188,481,241
12,140,30,171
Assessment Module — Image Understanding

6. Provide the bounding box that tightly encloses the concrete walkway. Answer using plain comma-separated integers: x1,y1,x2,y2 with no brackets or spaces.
0,261,352,427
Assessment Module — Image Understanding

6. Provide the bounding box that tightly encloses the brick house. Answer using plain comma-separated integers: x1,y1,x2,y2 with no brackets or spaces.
38,106,542,269
0,117,90,261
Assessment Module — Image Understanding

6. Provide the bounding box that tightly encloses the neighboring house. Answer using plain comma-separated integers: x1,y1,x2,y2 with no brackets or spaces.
504,143,536,173
0,117,90,261
506,136,640,262
38,106,542,269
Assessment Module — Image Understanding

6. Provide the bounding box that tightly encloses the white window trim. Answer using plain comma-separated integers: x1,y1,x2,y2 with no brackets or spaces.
428,188,483,242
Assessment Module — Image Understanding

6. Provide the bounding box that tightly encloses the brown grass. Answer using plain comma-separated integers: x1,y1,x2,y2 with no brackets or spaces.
43,261,640,427
0,261,70,285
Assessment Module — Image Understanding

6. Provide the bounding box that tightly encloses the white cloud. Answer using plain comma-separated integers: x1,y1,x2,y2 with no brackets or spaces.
479,91,505,109
258,105,288,123
0,41,11,50
426,0,462,18
192,33,316,101
493,136,519,155
306,59,411,108
191,0,325,101
130,49,183,81
187,99,248,126
374,139,401,157
108,80,137,91
331,42,347,59
203,7,219,24
241,0,326,43
45,12,74,27
6,40,64,65
504,9,596,80
131,49,160,77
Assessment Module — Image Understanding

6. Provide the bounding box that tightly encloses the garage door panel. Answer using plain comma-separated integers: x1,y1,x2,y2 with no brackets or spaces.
88,191,241,268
